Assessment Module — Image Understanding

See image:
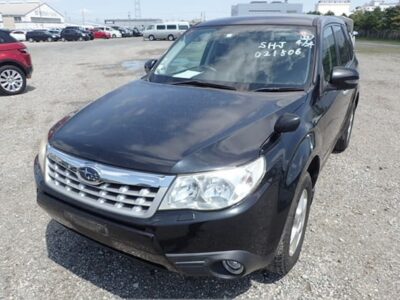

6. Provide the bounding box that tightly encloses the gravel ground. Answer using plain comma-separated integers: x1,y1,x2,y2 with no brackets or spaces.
0,38,399,299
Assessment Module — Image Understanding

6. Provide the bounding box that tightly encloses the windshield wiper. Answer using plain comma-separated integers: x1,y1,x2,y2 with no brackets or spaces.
253,87,305,92
171,80,237,91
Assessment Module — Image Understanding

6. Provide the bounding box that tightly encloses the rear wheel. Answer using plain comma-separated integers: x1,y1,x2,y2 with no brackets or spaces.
333,104,356,153
47,37,53,42
149,35,155,41
0,65,27,95
28,38,34,43
267,173,313,276
112,34,116,38
61,37,66,42
78,37,84,41
168,34,175,41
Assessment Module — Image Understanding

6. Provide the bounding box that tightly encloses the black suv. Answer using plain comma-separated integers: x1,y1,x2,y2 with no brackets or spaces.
60,28,90,41
26,30,58,42
35,15,359,279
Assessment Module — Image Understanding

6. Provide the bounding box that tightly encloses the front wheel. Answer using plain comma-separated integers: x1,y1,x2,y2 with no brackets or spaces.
47,37,53,42
267,173,313,276
28,38,34,43
0,65,27,95
148,35,155,41
78,37,84,41
168,34,175,41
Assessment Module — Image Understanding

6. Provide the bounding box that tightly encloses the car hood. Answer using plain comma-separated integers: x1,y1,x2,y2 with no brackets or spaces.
50,80,306,174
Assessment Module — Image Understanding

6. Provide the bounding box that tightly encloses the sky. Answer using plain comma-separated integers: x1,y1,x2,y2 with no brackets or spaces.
46,0,368,24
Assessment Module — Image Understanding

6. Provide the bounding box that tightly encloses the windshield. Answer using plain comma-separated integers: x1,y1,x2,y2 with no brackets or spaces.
150,25,316,91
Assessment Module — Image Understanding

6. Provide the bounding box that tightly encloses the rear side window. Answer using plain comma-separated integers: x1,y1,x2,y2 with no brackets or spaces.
332,25,353,65
0,31,17,43
179,25,189,30
157,25,166,30
167,25,177,30
322,27,338,82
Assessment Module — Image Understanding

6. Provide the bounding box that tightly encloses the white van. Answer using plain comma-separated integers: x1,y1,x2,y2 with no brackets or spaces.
143,22,190,41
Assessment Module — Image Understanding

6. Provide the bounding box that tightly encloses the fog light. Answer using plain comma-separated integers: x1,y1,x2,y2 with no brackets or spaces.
222,260,244,275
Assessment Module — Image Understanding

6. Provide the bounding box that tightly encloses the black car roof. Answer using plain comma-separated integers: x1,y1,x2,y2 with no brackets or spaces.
196,14,344,28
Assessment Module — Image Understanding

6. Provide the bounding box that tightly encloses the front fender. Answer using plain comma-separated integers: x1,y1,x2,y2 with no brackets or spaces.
286,133,316,186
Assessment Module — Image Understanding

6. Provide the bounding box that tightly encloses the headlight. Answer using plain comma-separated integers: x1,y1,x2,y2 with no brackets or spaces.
38,134,48,173
159,157,266,211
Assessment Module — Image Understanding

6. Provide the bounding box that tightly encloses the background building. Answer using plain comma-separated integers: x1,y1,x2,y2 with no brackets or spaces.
315,0,352,16
356,1,400,12
231,1,303,16
104,18,162,30
0,1,64,29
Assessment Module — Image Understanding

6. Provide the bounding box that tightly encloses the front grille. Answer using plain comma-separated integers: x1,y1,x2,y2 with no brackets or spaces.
45,146,175,219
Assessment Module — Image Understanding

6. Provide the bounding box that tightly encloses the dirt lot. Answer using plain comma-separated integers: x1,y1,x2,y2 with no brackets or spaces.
0,38,399,299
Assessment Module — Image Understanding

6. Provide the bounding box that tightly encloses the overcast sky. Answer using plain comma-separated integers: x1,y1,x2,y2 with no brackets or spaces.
46,0,367,23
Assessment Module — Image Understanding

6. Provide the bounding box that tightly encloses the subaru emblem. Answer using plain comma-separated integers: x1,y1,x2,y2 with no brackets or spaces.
78,166,102,185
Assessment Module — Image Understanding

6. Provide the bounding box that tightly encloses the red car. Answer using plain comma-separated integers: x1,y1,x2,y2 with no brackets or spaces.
92,29,111,39
0,30,32,95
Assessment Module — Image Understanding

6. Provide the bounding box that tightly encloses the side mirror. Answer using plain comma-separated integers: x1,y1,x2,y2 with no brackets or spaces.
275,113,301,134
144,59,157,74
329,67,359,90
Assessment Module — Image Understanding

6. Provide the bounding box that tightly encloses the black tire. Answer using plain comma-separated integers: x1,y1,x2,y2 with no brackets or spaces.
112,34,117,38
267,173,313,276
333,103,356,153
28,38,34,43
149,35,155,41
0,65,27,96
168,34,175,41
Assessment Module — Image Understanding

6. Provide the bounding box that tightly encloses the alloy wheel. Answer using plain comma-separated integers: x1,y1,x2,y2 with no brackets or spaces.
0,69,24,93
289,189,308,257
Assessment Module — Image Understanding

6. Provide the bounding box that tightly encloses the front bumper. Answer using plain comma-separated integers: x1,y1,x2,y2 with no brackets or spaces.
35,158,285,278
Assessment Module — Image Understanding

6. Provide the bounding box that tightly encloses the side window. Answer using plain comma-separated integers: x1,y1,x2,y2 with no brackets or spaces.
332,25,352,66
167,25,177,30
322,26,338,82
156,25,166,30
179,25,189,30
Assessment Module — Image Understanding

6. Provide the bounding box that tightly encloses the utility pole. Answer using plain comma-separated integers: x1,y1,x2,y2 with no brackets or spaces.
134,0,141,19
81,9,86,25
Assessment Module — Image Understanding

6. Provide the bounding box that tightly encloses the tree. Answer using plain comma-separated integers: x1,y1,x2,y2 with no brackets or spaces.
306,11,321,15
325,11,335,16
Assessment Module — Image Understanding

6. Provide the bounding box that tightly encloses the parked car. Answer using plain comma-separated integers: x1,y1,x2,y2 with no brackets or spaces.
95,26,122,38
26,30,58,42
64,26,94,40
10,30,26,42
60,29,90,41
0,30,32,95
48,30,61,40
35,15,359,279
143,22,190,41
92,29,111,39
131,27,143,37
111,26,131,37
